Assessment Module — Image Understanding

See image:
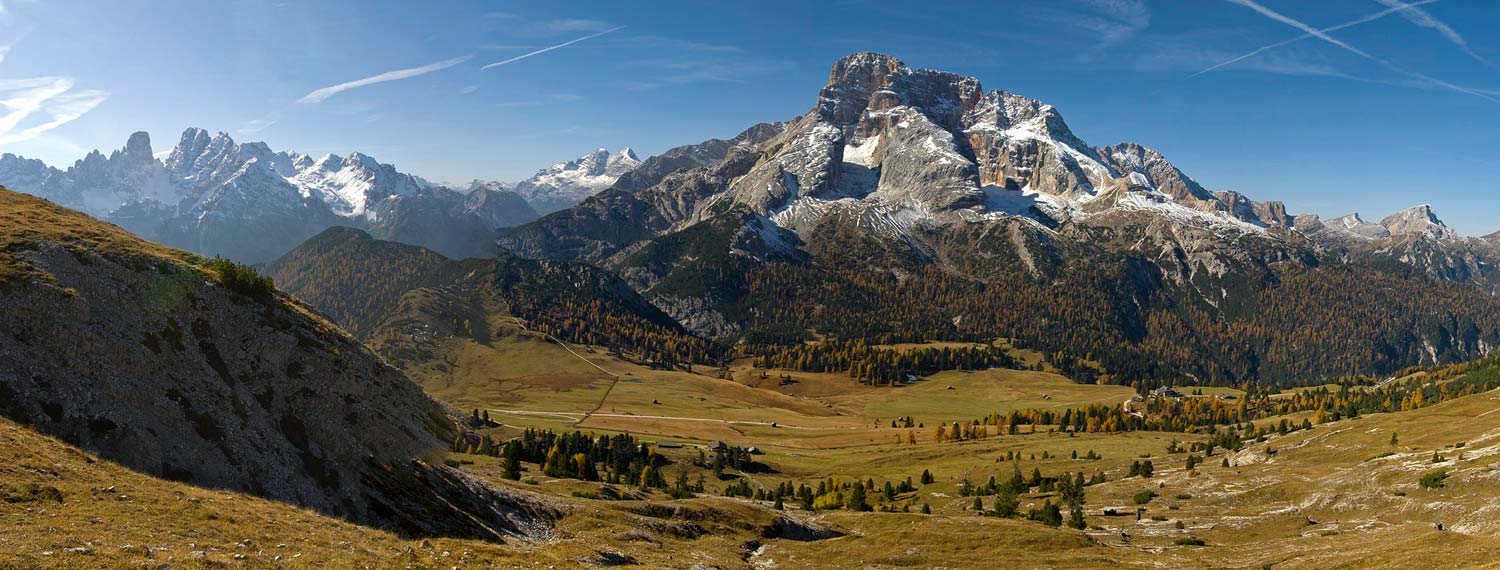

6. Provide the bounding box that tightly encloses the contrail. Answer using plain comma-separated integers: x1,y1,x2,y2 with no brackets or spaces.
298,54,473,104
1219,0,1500,105
482,26,626,71
1377,0,1500,74
1193,0,1440,77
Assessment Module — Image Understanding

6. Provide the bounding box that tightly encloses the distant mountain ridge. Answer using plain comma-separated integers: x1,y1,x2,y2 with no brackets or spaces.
512,147,643,214
0,129,539,262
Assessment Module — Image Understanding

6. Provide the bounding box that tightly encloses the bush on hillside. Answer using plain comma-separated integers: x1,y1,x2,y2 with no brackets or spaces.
1419,470,1449,489
208,257,274,301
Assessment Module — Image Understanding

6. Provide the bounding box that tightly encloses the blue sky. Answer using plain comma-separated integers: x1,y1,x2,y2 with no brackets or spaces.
2,0,1499,234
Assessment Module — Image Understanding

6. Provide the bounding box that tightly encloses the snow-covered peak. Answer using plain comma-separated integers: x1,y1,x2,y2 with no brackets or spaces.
463,179,510,194
513,146,645,214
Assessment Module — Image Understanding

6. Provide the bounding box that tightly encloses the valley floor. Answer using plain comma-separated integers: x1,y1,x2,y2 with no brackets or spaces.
6,331,1500,568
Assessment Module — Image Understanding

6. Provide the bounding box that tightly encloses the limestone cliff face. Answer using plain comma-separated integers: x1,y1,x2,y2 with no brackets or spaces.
0,187,553,541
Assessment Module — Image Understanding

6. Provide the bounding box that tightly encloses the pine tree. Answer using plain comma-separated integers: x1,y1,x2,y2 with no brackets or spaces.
846,482,870,511
993,481,1019,518
502,443,522,480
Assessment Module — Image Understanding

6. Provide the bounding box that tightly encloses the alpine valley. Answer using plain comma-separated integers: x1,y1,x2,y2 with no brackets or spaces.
4,49,1500,570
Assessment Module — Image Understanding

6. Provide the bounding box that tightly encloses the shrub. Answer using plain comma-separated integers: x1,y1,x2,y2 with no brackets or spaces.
1132,490,1157,505
1419,470,1449,489
1174,537,1206,546
207,257,274,301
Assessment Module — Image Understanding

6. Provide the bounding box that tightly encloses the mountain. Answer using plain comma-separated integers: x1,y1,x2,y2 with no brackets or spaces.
264,227,713,366
1289,205,1500,289
496,52,1500,386
0,129,539,262
512,147,643,214
0,186,550,540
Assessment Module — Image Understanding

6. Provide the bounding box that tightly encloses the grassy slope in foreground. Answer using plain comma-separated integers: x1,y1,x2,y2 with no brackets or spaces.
0,187,545,540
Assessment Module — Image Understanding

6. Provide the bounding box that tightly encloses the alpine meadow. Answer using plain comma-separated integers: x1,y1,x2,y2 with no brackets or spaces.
4,1,1500,569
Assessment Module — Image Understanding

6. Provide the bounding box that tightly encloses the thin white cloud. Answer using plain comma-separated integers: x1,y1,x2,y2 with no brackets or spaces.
1222,0,1500,104
237,117,277,134
624,56,793,87
1376,0,1500,74
539,19,613,34
0,77,108,144
297,54,472,104
0,26,35,65
1194,0,1440,77
1030,0,1150,52
459,85,479,95
482,26,625,71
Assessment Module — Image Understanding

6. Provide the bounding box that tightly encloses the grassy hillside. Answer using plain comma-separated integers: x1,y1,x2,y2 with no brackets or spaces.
0,187,546,540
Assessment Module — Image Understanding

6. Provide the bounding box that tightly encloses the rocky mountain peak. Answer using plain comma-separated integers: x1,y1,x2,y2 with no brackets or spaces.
119,131,155,163
513,146,645,214
818,52,983,135
1382,204,1456,240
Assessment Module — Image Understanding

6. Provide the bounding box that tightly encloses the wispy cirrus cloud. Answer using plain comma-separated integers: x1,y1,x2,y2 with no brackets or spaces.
481,27,625,71
0,77,108,145
489,93,584,109
537,19,614,34
297,54,473,104
620,55,792,90
237,115,278,135
1027,0,1151,53
1222,0,1500,104
1376,0,1500,74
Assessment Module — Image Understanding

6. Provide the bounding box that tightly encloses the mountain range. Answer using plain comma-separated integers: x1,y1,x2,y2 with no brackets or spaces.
502,53,1497,281
485,52,1500,385
0,134,649,262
